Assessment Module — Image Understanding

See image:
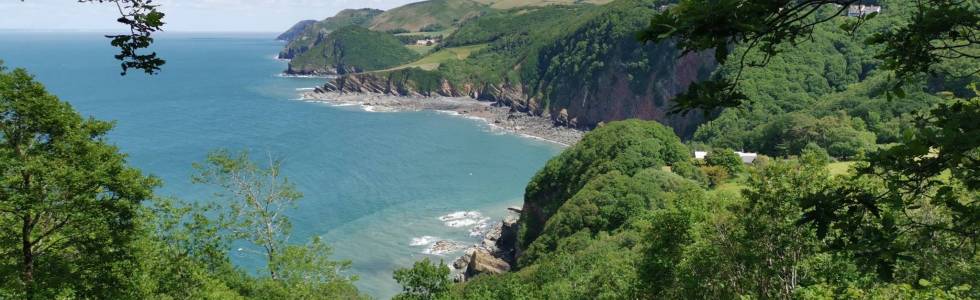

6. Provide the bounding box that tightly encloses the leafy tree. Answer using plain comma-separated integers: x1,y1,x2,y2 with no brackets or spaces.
192,150,302,280
800,143,832,167
705,148,744,175
518,119,697,253
392,257,451,300
799,91,980,284
0,66,158,298
14,1,166,74
640,0,979,112
700,165,730,187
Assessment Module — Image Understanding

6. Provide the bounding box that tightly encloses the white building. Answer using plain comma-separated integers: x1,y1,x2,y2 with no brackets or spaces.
694,150,758,164
415,39,438,46
847,4,881,17
734,151,758,164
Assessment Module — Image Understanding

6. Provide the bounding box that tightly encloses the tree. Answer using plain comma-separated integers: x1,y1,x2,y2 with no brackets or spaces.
0,66,158,298
799,90,980,283
192,149,302,280
393,258,452,300
640,0,979,112
15,0,166,75
705,148,744,175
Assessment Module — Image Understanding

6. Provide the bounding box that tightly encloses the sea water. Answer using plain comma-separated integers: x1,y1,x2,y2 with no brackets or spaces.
0,31,560,298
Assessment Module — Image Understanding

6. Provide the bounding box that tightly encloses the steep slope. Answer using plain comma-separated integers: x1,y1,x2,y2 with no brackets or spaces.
319,0,715,137
690,0,979,157
276,20,316,42
475,0,613,9
286,26,419,75
278,8,383,59
367,0,489,32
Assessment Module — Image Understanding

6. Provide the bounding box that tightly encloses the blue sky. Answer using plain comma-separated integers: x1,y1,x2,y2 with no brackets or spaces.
0,0,418,33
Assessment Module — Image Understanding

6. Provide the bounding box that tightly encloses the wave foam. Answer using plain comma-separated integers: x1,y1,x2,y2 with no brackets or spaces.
439,211,491,235
410,236,439,246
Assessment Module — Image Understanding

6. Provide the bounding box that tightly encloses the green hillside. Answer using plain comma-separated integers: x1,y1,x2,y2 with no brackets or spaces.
276,20,316,42
367,0,490,32
278,8,383,59
287,26,419,75
350,0,713,134
475,0,612,9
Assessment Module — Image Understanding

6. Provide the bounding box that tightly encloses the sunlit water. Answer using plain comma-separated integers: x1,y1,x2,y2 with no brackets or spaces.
0,32,560,298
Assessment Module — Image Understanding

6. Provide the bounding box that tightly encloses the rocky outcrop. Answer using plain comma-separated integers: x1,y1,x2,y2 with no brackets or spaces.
316,50,713,137
451,212,521,282
286,64,360,76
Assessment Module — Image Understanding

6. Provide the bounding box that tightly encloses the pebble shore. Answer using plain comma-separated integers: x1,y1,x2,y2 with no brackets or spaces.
301,91,584,146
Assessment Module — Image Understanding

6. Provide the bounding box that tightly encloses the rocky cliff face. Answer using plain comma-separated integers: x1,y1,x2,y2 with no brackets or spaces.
316,49,713,137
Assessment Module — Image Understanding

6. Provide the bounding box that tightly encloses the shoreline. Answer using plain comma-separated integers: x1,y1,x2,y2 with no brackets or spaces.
300,91,584,147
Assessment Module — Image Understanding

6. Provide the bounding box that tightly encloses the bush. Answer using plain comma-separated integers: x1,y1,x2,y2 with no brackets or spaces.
700,165,730,187
705,148,744,175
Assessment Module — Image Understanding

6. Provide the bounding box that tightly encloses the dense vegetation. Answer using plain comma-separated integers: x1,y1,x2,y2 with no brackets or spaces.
388,0,978,299
395,113,978,299
279,9,384,59
288,26,420,74
0,66,365,299
276,20,316,42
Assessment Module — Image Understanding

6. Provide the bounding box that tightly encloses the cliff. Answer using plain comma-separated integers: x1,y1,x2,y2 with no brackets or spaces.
315,49,713,136
312,0,715,137
276,20,316,42
286,26,419,75
278,9,384,59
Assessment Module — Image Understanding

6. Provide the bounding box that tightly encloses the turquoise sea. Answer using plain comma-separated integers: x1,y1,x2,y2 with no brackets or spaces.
0,32,560,298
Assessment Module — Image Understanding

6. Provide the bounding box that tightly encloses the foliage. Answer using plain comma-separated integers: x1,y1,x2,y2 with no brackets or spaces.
289,26,420,74
704,148,744,175
279,9,384,59
430,114,977,299
192,150,302,279
518,119,697,253
700,165,730,187
0,66,159,299
392,258,452,300
639,0,979,112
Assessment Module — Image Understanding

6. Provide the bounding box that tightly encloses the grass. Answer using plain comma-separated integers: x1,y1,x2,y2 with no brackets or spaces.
475,0,613,9
388,44,488,71
395,29,456,37
406,44,437,55
827,161,855,176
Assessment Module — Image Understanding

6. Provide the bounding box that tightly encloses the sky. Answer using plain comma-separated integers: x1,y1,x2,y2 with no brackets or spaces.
0,0,420,33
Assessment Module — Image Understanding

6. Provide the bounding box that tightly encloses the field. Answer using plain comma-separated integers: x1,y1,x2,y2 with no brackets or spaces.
827,161,855,176
388,44,488,71
475,0,613,9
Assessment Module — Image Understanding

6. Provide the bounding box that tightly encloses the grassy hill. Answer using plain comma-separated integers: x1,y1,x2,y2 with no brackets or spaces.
287,26,419,75
367,0,490,32
278,9,383,59
390,44,488,71
475,0,612,9
276,20,316,42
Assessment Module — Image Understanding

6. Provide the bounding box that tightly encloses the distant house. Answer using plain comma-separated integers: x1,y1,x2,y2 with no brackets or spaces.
415,39,438,46
847,4,881,17
694,150,758,164
694,151,708,160
734,151,758,164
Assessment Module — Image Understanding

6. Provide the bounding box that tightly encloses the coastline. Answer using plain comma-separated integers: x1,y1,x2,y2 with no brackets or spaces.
300,91,584,147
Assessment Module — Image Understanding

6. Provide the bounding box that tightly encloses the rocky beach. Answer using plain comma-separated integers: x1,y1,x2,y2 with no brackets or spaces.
300,90,584,146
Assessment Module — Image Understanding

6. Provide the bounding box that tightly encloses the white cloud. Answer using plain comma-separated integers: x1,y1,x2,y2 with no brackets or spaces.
0,0,421,32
